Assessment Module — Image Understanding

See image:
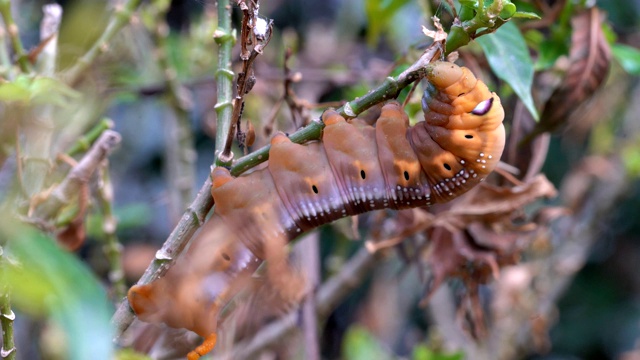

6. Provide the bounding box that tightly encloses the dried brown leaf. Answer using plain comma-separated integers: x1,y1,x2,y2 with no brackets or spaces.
533,7,612,136
367,175,557,253
444,174,557,222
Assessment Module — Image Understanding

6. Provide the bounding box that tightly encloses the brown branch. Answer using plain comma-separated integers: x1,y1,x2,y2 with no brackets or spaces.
31,130,121,221
219,1,273,164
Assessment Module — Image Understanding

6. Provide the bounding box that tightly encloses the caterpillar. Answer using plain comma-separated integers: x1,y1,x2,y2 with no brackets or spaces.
127,61,505,359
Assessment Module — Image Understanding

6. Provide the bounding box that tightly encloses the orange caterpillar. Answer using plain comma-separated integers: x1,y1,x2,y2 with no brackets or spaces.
127,61,505,359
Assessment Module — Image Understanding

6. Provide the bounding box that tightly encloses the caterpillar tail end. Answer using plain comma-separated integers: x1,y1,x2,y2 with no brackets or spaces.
211,167,234,192
127,284,158,319
321,109,346,125
187,333,218,360
426,62,464,89
379,101,405,119
271,132,291,145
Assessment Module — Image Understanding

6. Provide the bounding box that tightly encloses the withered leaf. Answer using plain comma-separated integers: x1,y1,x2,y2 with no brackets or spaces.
442,174,557,224
529,7,612,139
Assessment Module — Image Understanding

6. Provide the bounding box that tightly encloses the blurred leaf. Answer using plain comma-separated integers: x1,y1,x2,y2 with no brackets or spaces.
342,326,392,360
477,21,539,120
512,11,541,19
533,8,611,138
0,76,31,101
0,75,80,106
86,203,153,238
115,348,152,360
622,142,640,177
29,77,81,106
412,344,464,360
1,220,113,360
612,43,640,75
601,21,618,44
364,0,411,48
536,36,569,70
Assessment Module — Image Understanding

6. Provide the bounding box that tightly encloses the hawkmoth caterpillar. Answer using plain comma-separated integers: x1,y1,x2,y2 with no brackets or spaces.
127,61,505,359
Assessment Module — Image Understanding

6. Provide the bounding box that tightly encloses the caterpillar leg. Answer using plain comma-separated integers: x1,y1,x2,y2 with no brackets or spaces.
187,333,217,360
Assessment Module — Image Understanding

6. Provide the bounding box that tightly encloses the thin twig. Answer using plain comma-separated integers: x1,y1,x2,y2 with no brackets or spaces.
32,130,121,221
0,18,13,79
219,2,273,164
63,118,114,158
20,4,62,199
283,48,310,127
0,0,30,73
97,160,127,301
0,285,16,360
213,0,235,166
297,233,320,360
146,0,196,216
63,0,144,85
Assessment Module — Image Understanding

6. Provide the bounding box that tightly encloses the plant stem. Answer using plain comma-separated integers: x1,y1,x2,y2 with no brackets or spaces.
64,118,114,158
112,178,214,336
0,252,16,360
0,293,15,360
0,0,30,73
213,0,235,166
219,1,273,163
20,4,62,199
0,19,13,78
97,162,127,301
63,0,143,85
33,130,121,221
147,0,196,216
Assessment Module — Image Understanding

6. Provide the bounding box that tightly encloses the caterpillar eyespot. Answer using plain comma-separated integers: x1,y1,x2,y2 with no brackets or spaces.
127,61,506,358
471,97,494,115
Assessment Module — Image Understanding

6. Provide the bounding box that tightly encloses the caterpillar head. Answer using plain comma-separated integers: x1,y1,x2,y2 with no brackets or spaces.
411,61,505,201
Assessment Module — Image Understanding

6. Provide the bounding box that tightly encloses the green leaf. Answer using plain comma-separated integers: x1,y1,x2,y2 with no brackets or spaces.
622,142,640,177
0,75,31,101
0,75,80,106
29,77,81,106
1,220,114,360
512,11,541,19
499,3,517,19
476,21,539,120
612,43,640,75
412,344,464,360
342,326,392,360
536,36,569,70
115,348,153,360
